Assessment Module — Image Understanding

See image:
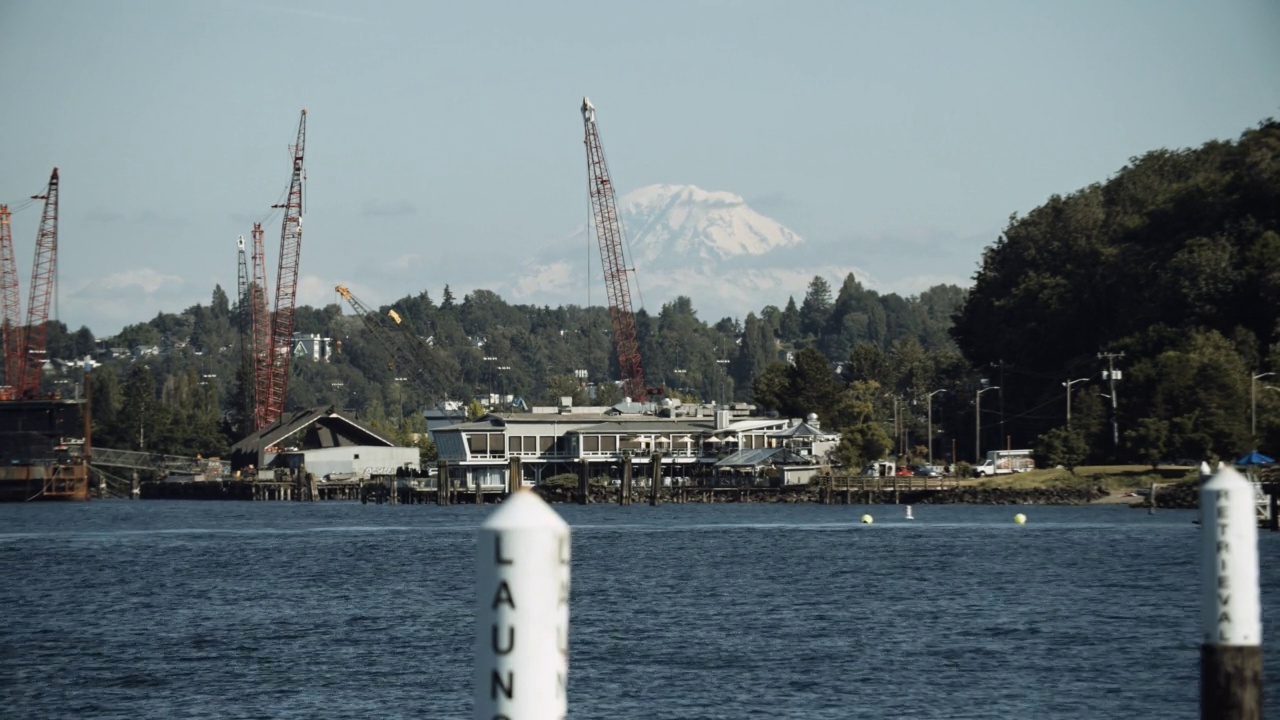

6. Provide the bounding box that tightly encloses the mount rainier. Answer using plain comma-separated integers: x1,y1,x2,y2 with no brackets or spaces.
509,183,870,320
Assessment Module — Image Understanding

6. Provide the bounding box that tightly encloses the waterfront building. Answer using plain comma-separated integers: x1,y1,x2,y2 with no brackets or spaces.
230,405,418,481
430,404,839,489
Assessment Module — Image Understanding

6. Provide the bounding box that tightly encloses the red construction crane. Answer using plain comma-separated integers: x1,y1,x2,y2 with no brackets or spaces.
18,168,59,399
581,97,647,402
258,109,306,428
0,204,20,398
249,223,272,430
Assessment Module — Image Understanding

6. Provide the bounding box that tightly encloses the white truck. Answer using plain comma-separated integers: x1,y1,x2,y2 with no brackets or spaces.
974,449,1035,477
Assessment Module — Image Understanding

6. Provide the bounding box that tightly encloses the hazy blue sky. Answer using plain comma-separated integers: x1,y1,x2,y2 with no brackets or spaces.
1,0,1277,336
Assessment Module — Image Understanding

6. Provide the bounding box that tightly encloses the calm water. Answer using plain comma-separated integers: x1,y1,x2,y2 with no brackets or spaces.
1,500,1277,719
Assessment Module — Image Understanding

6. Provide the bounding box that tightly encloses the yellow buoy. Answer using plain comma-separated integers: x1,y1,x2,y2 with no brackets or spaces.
1014,513,1027,525
860,514,873,524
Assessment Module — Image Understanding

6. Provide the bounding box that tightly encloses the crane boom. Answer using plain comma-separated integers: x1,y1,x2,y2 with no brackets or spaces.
581,97,647,401
335,285,442,397
262,109,306,427
235,233,250,350
18,168,59,399
0,205,20,396
235,234,257,430
250,223,272,430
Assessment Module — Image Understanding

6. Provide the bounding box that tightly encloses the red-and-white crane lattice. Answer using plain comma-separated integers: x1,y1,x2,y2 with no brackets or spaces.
581,97,647,402
253,110,306,429
18,169,59,400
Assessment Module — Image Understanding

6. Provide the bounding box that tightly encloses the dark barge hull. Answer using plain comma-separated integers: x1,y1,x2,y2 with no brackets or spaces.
0,464,91,502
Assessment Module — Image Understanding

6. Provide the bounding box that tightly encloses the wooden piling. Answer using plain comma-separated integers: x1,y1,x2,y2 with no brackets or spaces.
620,455,632,506
577,459,589,505
437,460,450,506
1266,484,1278,532
650,453,661,507
1148,482,1156,515
508,456,522,497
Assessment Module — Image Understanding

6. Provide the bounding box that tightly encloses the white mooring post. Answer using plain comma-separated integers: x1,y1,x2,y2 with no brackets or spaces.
476,489,570,720
1199,466,1263,719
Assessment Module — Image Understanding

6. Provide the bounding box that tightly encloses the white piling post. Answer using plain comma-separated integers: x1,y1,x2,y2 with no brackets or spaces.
1199,466,1263,719
476,490,571,720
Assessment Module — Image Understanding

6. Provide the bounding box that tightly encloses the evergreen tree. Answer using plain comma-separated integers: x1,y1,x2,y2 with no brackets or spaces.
799,276,833,340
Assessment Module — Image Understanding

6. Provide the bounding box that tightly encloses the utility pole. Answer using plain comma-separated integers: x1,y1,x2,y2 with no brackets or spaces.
1253,372,1275,445
990,360,1006,450
976,386,1000,464
1097,351,1124,447
927,389,946,466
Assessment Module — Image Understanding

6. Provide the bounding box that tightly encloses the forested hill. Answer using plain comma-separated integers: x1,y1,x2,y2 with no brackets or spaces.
951,119,1280,459
67,275,962,456
40,119,1280,465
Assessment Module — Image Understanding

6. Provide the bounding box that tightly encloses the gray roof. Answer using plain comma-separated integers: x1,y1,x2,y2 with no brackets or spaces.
568,420,715,435
715,448,812,468
770,422,831,438
229,405,396,469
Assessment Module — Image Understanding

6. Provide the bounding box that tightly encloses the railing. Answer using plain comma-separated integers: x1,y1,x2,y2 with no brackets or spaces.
816,474,962,492
91,447,229,476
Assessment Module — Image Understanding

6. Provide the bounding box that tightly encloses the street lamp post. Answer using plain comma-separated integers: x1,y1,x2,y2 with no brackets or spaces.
497,366,511,409
1062,377,1089,429
926,389,946,466
1252,372,1275,443
393,376,407,425
716,358,730,406
975,386,1000,464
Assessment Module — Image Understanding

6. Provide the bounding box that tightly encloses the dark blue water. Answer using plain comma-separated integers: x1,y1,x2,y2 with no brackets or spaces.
1,501,1277,719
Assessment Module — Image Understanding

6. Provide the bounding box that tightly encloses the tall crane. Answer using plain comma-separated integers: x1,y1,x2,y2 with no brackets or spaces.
334,285,443,399
258,109,306,428
18,168,59,399
235,233,250,356
581,97,647,401
249,223,272,430
0,205,20,397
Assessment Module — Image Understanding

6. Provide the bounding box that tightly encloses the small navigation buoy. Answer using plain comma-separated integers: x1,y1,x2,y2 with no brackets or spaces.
860,514,873,524
1014,513,1027,525
904,505,914,520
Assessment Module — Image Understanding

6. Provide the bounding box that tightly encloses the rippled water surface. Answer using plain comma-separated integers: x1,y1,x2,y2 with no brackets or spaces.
2,501,1277,719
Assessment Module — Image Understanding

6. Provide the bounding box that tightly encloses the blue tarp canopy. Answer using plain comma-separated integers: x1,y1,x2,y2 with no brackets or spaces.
1235,451,1275,466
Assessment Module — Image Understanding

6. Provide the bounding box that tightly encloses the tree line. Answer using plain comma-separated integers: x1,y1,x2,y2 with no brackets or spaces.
28,119,1280,471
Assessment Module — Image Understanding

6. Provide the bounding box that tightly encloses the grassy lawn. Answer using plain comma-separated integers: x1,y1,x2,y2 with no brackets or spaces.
968,464,1199,492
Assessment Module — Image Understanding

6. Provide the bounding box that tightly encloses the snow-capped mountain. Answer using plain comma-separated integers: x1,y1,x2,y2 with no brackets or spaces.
509,183,867,319
618,184,802,263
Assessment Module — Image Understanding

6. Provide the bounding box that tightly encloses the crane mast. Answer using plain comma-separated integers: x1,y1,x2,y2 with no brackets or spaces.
581,97,647,401
235,234,257,430
261,109,306,427
249,223,272,430
18,168,59,399
0,206,20,396
235,233,250,353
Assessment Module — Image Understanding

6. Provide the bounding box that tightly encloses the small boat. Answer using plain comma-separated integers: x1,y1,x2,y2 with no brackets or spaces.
904,505,914,520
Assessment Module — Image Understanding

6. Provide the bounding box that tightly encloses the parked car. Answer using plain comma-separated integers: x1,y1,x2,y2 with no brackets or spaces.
912,467,941,478
894,466,914,477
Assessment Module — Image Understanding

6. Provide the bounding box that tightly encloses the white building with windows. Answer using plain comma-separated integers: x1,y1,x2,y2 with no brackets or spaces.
430,404,839,490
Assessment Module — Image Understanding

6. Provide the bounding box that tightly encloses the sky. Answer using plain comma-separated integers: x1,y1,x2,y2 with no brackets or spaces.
0,0,1277,337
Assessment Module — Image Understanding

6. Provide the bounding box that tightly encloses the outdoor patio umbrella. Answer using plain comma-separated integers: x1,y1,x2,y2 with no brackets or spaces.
1236,450,1275,465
